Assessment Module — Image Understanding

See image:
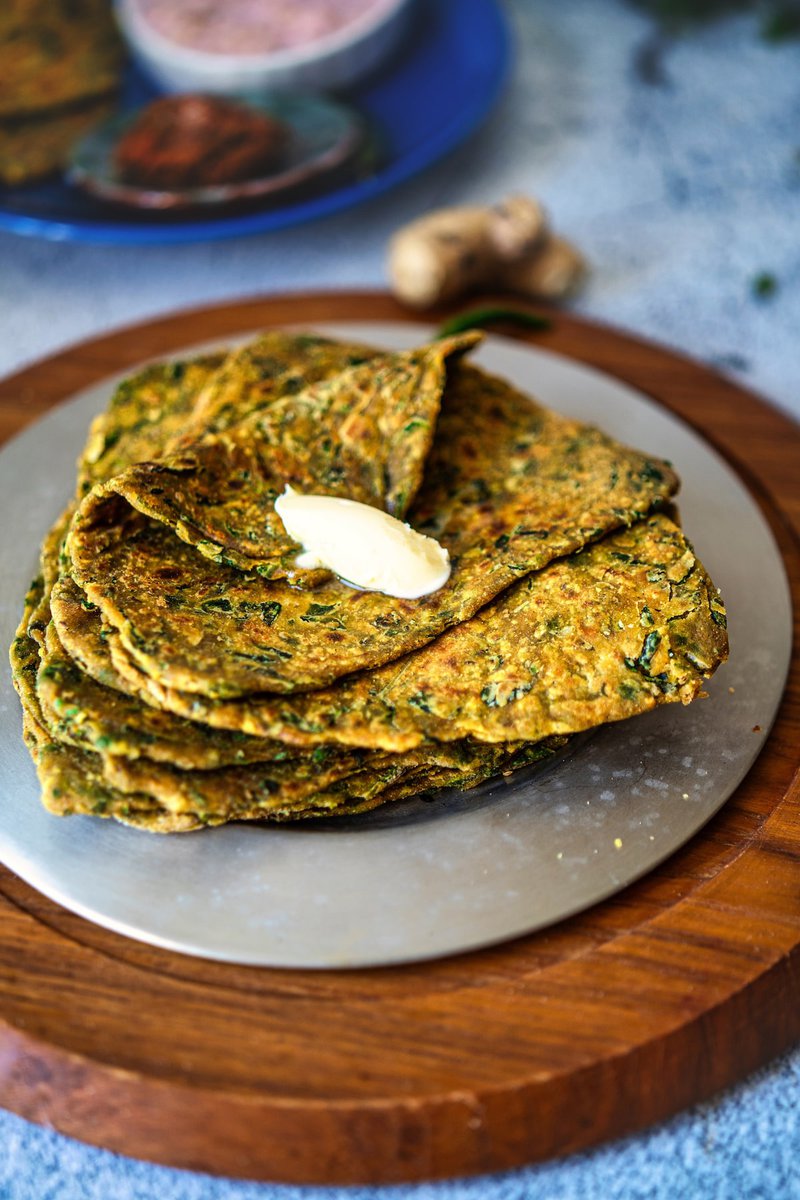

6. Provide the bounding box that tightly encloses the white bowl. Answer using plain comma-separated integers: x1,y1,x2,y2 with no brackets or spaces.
115,0,415,95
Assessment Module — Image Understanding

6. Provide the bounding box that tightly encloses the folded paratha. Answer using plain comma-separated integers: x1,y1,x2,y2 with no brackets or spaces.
71,333,478,584
0,97,115,187
67,358,679,697
0,0,123,119
51,512,726,754
15,573,568,830
11,329,728,833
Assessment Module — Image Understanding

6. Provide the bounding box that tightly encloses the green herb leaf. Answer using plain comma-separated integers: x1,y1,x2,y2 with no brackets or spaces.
762,5,800,40
481,680,533,708
256,601,282,626
436,307,551,339
751,271,778,299
629,0,753,34
200,597,233,614
304,602,335,618
638,630,662,671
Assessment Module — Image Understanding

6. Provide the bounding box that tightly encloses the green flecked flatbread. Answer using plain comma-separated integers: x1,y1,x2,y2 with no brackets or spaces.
49,576,123,692
25,506,74,647
100,735,565,821
20,596,567,830
25,508,571,824
24,718,203,833
12,328,729,834
10,577,46,728
77,354,226,496
32,515,308,768
11,574,364,823
9,578,173,828
43,576,579,794
102,742,380,817
72,333,478,581
54,513,728,754
171,330,385,446
16,565,569,829
67,360,680,698
27,709,565,833
77,332,387,497
38,620,296,768
0,97,114,187
0,0,123,120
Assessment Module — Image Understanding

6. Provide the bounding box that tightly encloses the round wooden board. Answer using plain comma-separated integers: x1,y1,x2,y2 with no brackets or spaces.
0,292,798,1185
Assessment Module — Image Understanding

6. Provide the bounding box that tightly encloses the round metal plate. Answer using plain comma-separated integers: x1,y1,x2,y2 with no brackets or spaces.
0,324,791,967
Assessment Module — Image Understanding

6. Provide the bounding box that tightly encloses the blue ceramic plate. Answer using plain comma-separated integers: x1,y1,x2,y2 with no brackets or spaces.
0,0,510,245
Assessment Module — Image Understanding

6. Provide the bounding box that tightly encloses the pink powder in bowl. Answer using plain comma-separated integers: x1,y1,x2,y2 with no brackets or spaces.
132,0,389,56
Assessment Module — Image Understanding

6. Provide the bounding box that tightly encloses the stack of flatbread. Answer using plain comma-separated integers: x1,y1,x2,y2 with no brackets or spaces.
10,330,729,832
0,0,123,186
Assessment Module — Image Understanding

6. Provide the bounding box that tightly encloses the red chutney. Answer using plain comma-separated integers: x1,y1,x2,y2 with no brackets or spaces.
114,95,288,189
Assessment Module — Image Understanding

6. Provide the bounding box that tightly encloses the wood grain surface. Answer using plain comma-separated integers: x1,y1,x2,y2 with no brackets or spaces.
0,292,797,1185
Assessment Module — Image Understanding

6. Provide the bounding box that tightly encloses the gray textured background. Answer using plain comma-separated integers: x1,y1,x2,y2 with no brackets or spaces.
1,0,798,1196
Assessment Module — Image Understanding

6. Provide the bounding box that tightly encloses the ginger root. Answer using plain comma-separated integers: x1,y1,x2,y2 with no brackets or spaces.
388,195,585,310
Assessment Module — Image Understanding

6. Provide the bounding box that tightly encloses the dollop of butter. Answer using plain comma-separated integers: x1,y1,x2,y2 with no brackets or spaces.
274,487,451,600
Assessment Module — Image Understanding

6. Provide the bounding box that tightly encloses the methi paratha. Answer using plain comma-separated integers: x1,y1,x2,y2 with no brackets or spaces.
0,97,114,187
26,506,74,647
38,621,295,769
19,568,569,829
11,328,729,833
35,510,296,771
26,724,565,832
83,512,726,753
72,334,478,580
77,332,388,496
9,580,177,828
171,330,382,445
100,736,566,821
10,578,46,729
31,526,347,771
0,0,123,119
26,509,572,824
77,355,226,496
23,718,204,833
67,359,680,697
0,0,123,186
